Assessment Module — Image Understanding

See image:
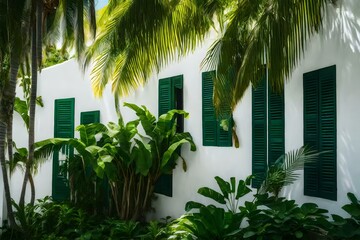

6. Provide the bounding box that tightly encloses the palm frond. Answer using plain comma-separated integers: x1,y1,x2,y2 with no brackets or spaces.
44,0,96,57
86,0,221,97
34,138,70,160
259,146,323,197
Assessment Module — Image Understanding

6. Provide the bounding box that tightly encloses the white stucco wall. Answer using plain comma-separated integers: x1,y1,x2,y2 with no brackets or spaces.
9,0,360,220
283,0,360,216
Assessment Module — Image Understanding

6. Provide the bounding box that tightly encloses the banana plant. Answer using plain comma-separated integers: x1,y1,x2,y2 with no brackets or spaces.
35,103,196,221
170,176,251,240
124,102,196,176
186,176,253,214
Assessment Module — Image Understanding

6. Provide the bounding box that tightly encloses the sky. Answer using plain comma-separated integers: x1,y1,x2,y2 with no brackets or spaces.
96,0,109,10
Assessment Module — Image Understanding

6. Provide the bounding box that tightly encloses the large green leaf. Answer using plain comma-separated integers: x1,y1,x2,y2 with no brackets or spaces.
124,103,157,137
85,145,102,156
133,139,152,176
76,123,107,146
157,109,189,129
14,97,29,129
172,132,196,151
197,187,226,204
161,139,191,168
343,204,360,218
34,138,70,160
236,179,252,199
214,176,230,199
347,192,359,205
185,201,206,212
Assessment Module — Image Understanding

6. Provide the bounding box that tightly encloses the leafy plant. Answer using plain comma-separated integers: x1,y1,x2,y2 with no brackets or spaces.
169,176,253,239
242,194,331,240
35,103,196,221
42,45,70,68
142,220,172,240
330,193,360,239
258,146,321,198
170,205,243,240
1,197,95,240
186,175,253,213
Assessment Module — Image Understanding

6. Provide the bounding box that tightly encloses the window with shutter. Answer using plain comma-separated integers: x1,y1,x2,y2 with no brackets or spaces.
304,65,337,201
268,84,285,166
80,110,110,209
53,98,75,201
252,76,268,188
252,73,285,188
156,75,183,197
202,71,232,147
80,111,100,124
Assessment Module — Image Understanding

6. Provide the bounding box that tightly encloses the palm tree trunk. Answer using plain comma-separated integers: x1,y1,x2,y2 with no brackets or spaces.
0,54,20,228
6,115,13,163
20,1,41,207
29,173,35,205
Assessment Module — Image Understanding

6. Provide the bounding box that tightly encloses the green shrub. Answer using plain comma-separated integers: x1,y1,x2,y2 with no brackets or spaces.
242,194,331,239
330,192,360,239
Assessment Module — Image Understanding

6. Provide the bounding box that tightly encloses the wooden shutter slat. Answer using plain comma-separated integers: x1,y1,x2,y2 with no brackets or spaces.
202,71,217,146
156,77,178,197
80,110,100,124
319,65,337,200
304,70,320,197
159,78,173,116
53,98,75,201
268,84,285,166
252,76,267,188
304,65,337,201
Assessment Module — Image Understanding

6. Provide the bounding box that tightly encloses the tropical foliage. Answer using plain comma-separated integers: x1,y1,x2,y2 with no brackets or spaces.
1,197,173,240
3,181,360,239
258,146,322,198
84,0,225,97
42,46,70,68
330,193,360,239
85,0,337,117
35,103,196,220
0,0,97,226
169,175,333,240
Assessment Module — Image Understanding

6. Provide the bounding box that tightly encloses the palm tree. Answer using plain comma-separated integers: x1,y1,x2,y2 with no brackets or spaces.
19,0,97,207
84,0,224,97
0,0,96,224
86,0,337,117
0,0,31,227
203,0,338,113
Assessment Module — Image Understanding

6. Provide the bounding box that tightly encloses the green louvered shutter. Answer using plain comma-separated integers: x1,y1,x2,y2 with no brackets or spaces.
268,85,285,166
318,65,337,200
159,78,173,115
304,70,320,197
304,65,337,201
80,110,110,209
80,111,100,124
173,75,183,90
156,77,182,197
202,71,217,146
252,77,267,188
174,76,184,133
53,98,75,201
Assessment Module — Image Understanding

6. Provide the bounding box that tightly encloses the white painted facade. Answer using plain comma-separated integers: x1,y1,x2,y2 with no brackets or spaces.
8,0,360,220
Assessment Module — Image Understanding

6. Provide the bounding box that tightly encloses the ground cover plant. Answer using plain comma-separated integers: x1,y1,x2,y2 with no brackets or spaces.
1,107,355,239
2,183,360,239
1,197,172,240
